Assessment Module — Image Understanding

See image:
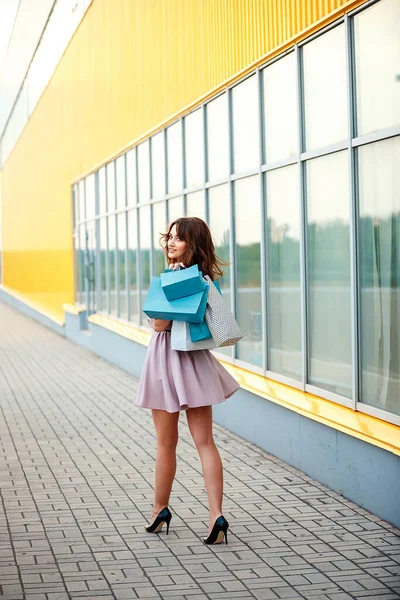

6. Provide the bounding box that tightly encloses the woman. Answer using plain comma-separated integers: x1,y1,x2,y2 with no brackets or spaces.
135,217,239,544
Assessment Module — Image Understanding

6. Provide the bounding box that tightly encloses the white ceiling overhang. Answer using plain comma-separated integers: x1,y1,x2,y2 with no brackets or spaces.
0,0,55,137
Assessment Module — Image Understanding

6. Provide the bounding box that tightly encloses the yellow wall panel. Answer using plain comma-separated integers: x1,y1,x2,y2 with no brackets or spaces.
1,0,368,318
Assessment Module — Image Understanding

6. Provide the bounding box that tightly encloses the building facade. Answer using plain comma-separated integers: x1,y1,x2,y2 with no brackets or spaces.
0,0,399,526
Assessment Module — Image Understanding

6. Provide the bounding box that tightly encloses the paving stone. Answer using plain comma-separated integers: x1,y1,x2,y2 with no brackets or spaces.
0,301,399,600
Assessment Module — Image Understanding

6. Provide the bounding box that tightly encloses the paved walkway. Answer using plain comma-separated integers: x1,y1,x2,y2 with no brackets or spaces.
0,302,399,600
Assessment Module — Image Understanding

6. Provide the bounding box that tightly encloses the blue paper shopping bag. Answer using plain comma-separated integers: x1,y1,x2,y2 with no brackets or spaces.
188,281,222,341
143,277,208,323
160,265,205,301
189,320,212,342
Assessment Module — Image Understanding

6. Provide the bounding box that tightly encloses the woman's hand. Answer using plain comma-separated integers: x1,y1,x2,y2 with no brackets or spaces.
153,319,172,332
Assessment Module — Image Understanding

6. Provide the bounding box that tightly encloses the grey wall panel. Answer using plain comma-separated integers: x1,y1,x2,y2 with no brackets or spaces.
214,391,400,527
88,321,147,380
0,290,65,337
2,284,398,528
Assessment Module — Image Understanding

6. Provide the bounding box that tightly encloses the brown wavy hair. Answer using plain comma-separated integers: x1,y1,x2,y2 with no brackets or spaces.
160,217,227,281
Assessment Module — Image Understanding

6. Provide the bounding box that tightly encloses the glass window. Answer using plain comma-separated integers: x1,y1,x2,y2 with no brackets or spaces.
108,215,117,316
303,25,348,151
79,180,85,222
127,209,138,324
99,218,108,312
151,132,165,199
209,184,232,357
78,226,85,304
185,109,204,189
73,184,79,228
167,121,183,194
235,176,263,367
306,151,352,398
138,141,150,203
232,75,259,173
186,191,205,221
74,233,79,302
86,223,97,313
153,202,167,275
106,162,116,212
99,167,107,215
354,0,400,136
358,137,400,416
263,53,298,163
85,174,96,220
126,149,137,206
139,206,151,325
117,213,127,320
266,165,302,380
116,155,126,209
207,94,229,182
168,196,184,223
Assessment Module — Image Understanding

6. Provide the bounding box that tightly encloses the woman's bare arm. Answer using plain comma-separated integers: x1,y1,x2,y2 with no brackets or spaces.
153,319,172,332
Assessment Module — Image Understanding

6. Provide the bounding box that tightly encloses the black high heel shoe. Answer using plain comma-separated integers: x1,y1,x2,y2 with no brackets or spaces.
203,515,229,545
145,507,172,534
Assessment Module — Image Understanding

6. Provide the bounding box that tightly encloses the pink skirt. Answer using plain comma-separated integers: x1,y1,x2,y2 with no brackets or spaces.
135,330,239,413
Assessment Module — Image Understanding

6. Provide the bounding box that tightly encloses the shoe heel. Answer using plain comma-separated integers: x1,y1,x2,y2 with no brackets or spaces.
145,507,172,535
203,515,229,545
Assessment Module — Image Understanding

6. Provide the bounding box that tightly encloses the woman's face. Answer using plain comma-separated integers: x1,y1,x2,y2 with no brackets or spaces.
167,224,188,262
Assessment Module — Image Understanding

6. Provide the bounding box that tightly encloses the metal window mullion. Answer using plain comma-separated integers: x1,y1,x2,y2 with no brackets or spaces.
103,168,110,315
301,140,347,161
114,163,120,318
182,116,187,216
122,154,129,321
227,88,237,360
82,180,89,309
352,126,400,148
135,149,143,324
262,157,298,172
297,44,308,390
257,68,268,372
203,104,209,222
94,172,101,312
149,136,155,278
348,0,380,18
105,215,110,314
78,179,88,306
346,14,359,411
72,186,78,303
205,177,230,189
163,128,168,199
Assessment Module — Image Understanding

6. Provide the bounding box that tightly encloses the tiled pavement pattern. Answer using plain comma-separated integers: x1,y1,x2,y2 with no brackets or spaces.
0,303,399,600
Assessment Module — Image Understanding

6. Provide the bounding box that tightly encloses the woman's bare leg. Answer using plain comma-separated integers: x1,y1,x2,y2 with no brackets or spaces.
186,406,223,531
151,409,180,520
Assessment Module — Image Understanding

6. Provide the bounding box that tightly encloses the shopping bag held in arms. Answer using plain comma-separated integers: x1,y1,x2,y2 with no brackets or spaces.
189,320,212,342
161,264,205,301
171,321,216,351
204,275,243,347
143,277,208,323
188,281,222,341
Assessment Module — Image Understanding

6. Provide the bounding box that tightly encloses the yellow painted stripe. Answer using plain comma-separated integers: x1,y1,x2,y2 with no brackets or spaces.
220,362,400,457
88,313,152,346
62,303,86,316
0,285,65,326
88,313,400,456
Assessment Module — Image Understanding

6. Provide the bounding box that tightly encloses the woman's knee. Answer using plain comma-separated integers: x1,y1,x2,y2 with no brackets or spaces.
191,430,214,451
152,410,179,450
157,433,179,451
186,406,214,450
